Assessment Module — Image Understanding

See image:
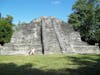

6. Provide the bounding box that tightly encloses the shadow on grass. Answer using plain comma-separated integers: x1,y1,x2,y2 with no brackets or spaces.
0,63,72,75
0,55,100,75
63,54,100,75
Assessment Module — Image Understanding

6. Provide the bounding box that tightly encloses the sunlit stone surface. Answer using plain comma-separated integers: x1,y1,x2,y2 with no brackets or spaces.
0,17,99,55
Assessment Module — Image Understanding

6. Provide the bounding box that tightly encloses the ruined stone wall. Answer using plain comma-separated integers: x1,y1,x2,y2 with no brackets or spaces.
0,18,42,55
60,22,100,54
41,17,61,54
0,16,100,55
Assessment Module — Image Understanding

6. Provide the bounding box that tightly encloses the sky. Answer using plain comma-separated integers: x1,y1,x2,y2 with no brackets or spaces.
0,0,75,24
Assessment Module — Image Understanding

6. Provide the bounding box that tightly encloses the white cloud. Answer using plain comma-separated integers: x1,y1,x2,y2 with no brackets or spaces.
51,0,61,5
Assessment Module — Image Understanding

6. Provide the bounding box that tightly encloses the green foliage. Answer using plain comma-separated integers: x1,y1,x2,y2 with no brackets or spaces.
0,14,14,45
68,0,100,45
68,13,81,31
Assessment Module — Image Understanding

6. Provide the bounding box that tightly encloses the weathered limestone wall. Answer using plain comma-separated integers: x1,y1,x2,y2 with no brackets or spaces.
0,18,42,55
53,19,72,53
0,16,100,55
60,22,100,54
41,17,61,54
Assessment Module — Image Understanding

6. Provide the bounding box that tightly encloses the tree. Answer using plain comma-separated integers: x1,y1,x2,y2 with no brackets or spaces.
95,3,100,47
68,13,81,31
0,13,1,19
0,14,14,46
68,0,100,46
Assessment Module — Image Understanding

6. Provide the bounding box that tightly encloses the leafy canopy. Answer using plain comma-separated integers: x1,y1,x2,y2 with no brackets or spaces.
0,14,14,46
68,0,100,46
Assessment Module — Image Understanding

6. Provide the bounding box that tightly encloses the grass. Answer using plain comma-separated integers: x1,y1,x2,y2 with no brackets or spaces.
0,54,100,75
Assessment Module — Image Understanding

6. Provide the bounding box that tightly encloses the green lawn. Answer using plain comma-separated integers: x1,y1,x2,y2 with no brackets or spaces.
0,54,100,75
